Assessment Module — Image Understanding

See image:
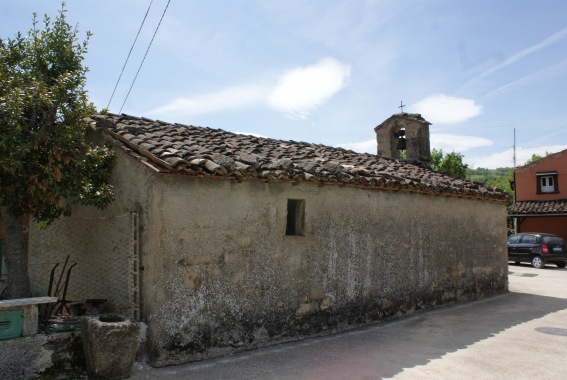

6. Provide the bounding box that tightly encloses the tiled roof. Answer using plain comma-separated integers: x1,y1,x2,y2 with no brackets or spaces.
509,199,567,215
88,113,509,202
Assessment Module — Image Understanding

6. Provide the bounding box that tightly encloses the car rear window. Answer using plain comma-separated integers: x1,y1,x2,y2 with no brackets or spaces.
542,236,565,245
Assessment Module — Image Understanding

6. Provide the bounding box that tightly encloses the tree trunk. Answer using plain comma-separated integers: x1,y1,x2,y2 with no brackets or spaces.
1,207,32,299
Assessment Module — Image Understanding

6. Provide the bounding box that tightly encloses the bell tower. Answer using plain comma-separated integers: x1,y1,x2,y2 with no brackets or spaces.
374,113,431,166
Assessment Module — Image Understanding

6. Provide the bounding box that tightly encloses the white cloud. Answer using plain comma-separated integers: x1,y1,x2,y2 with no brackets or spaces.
340,133,492,156
340,139,375,154
267,58,351,119
234,131,267,138
149,58,350,120
411,94,482,124
466,149,514,169
466,145,567,169
335,137,567,170
430,133,493,152
149,84,268,116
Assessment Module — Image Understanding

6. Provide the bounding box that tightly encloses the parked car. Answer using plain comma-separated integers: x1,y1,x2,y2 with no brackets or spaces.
507,233,567,269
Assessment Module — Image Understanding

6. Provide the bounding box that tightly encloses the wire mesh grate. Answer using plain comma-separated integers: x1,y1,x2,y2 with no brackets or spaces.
28,212,140,320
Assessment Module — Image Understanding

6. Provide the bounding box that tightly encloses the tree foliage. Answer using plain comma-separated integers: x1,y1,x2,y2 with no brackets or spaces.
525,152,553,165
468,167,511,183
485,169,514,199
0,4,114,298
526,154,543,164
430,148,469,180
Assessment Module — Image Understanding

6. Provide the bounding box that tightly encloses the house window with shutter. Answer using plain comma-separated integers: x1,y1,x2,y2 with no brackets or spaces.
536,172,558,193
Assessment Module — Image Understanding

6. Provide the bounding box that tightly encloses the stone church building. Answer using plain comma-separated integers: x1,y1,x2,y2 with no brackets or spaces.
28,112,509,367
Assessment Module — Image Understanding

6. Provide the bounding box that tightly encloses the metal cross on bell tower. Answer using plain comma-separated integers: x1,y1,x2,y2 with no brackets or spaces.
398,101,406,114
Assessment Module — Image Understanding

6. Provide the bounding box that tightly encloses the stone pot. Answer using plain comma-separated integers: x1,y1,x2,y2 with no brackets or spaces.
81,314,140,379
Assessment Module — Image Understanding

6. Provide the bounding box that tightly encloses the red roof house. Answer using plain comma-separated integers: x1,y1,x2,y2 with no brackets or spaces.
509,149,567,241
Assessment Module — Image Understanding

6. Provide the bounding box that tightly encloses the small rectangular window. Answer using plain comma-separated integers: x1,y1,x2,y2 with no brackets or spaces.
540,175,555,193
286,199,305,236
536,172,559,194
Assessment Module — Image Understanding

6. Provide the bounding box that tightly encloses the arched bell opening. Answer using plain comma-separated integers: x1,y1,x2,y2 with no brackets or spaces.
385,126,406,160
394,128,406,152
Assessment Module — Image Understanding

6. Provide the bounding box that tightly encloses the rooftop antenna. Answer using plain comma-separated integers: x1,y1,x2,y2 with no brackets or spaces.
513,128,516,169
398,101,406,114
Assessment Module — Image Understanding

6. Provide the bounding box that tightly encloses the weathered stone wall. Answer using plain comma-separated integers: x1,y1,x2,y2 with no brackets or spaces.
29,146,508,368
143,174,508,366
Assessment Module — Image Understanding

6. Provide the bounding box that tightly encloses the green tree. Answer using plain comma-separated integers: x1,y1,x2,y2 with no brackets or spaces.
525,151,553,165
525,153,543,165
0,5,114,299
486,169,514,198
430,148,469,180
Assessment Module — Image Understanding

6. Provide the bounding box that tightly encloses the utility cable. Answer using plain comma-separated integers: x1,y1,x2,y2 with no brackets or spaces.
119,0,171,114
106,0,155,111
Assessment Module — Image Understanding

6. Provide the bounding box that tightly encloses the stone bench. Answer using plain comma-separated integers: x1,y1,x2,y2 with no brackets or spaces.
0,297,58,338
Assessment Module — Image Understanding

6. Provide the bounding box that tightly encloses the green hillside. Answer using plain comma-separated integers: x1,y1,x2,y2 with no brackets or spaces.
467,167,514,201
468,167,513,187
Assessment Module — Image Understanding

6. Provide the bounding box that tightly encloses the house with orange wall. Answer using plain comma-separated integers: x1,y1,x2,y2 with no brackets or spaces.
509,149,567,242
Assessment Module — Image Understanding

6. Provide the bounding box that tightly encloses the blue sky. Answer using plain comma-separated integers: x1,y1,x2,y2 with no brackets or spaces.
2,0,567,169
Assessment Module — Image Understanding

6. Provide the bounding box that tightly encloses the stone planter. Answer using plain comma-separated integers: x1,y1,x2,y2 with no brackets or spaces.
81,314,140,379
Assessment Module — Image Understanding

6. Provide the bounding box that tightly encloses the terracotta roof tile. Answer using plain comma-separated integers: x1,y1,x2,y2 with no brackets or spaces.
88,113,509,202
509,199,567,215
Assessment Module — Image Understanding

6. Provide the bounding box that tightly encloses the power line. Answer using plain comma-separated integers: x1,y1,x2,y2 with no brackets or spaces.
106,0,155,111
119,0,171,114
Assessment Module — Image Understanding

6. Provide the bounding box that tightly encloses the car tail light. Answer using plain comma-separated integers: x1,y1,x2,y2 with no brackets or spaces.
542,244,549,254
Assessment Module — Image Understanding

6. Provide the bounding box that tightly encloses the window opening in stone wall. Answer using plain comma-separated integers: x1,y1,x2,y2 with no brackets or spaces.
286,199,305,236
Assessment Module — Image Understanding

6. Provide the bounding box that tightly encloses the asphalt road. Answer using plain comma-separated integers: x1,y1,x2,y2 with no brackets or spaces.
131,263,567,380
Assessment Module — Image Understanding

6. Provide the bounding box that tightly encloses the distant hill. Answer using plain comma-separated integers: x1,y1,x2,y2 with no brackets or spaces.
468,167,512,186
468,167,514,201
